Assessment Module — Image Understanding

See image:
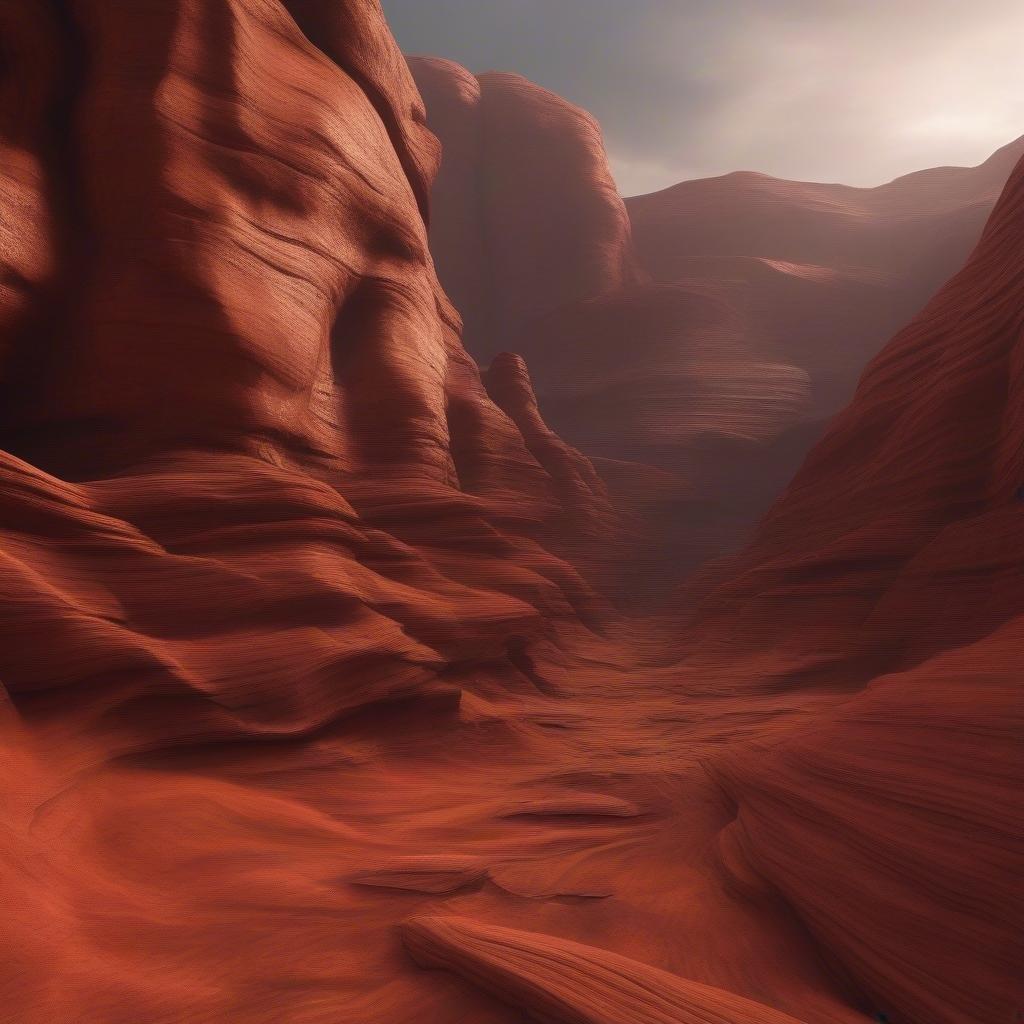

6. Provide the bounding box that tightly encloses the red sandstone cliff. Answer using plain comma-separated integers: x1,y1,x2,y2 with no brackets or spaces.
405,57,638,362
0,4,624,1018
0,0,623,749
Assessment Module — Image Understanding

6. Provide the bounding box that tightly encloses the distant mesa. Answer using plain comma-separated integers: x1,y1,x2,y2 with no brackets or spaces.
410,54,1023,581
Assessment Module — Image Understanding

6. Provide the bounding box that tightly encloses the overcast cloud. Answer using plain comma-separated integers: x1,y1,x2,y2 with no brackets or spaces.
379,0,1024,196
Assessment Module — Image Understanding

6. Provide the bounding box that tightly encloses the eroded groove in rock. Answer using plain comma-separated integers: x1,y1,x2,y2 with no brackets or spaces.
401,915,810,1024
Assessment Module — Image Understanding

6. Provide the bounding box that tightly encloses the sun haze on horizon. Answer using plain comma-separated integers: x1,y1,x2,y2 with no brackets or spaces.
380,0,1024,197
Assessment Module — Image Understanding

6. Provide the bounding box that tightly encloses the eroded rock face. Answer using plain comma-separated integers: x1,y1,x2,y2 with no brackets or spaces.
0,4,623,1017
407,57,638,364
714,662,1022,1024
0,0,624,747
692,154,1024,660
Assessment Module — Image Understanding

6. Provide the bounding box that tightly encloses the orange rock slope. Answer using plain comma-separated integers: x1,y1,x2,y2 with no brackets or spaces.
0,3,1019,1024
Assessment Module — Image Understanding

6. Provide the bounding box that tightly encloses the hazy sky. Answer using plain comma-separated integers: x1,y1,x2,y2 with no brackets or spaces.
379,0,1024,197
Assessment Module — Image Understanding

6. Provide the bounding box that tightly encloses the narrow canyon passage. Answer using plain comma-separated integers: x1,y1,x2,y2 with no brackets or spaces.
0,2,1018,1023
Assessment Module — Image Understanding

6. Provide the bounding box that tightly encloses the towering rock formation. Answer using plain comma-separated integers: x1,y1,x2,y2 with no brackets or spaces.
405,57,638,364
0,0,624,750
0,4,622,1019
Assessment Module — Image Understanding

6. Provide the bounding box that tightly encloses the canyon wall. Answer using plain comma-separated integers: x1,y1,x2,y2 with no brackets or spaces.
0,4,628,1019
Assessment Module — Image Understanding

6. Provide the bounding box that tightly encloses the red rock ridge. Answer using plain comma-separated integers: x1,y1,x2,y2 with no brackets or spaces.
627,135,1024,420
